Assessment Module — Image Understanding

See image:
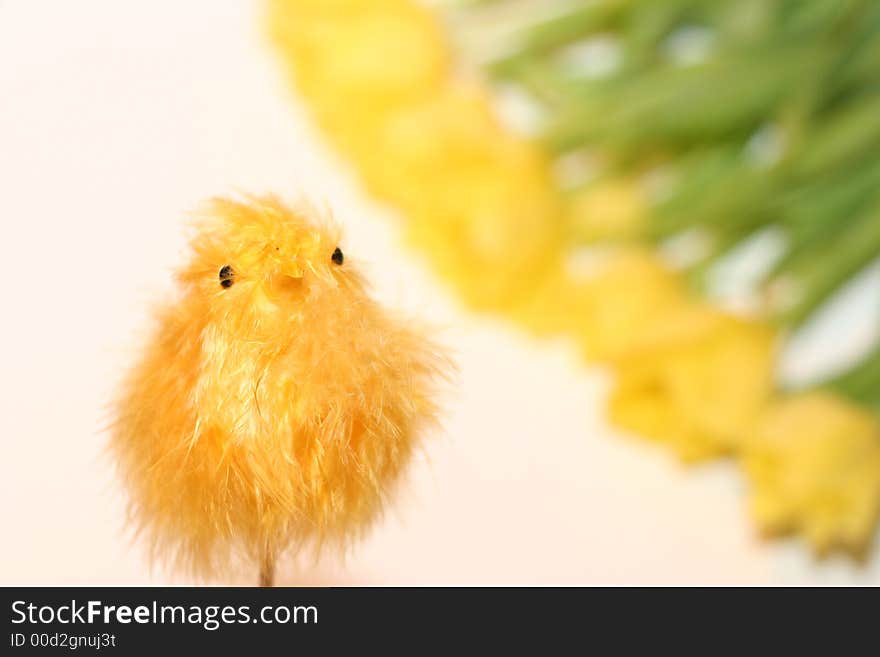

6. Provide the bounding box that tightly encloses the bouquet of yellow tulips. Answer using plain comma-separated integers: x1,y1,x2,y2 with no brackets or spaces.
268,0,880,558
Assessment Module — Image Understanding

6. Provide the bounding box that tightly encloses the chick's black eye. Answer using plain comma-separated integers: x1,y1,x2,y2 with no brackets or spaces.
219,265,234,288
331,247,344,265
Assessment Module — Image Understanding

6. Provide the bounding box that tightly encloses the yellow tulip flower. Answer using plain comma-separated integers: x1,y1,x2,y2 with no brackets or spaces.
566,178,647,243
269,0,448,155
608,304,777,461
517,247,687,358
350,87,511,209
574,249,690,361
340,88,564,310
743,393,880,556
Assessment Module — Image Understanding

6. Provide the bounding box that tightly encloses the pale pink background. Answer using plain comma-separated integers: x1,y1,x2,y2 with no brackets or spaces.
2,0,879,585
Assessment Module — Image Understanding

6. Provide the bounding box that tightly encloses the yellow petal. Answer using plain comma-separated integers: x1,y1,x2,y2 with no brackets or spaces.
566,178,647,242
743,393,880,556
609,304,776,460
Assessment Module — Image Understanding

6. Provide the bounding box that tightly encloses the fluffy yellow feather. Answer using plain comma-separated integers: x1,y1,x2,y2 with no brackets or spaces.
111,195,449,584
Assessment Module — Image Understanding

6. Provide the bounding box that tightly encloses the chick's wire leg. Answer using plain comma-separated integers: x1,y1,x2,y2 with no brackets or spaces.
259,550,275,587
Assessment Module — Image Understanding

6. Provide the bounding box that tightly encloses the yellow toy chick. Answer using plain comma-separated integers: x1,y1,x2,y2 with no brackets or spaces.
111,195,449,585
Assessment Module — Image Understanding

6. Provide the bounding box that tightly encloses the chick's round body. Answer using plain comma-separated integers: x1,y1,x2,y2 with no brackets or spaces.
112,196,447,580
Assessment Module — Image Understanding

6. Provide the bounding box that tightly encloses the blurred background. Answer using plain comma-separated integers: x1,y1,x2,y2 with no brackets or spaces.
1,0,879,584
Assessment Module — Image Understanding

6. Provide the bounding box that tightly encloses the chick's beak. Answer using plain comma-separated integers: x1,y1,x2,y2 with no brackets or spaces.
269,260,305,295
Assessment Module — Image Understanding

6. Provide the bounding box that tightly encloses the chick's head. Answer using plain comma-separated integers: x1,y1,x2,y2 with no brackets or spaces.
178,196,355,337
